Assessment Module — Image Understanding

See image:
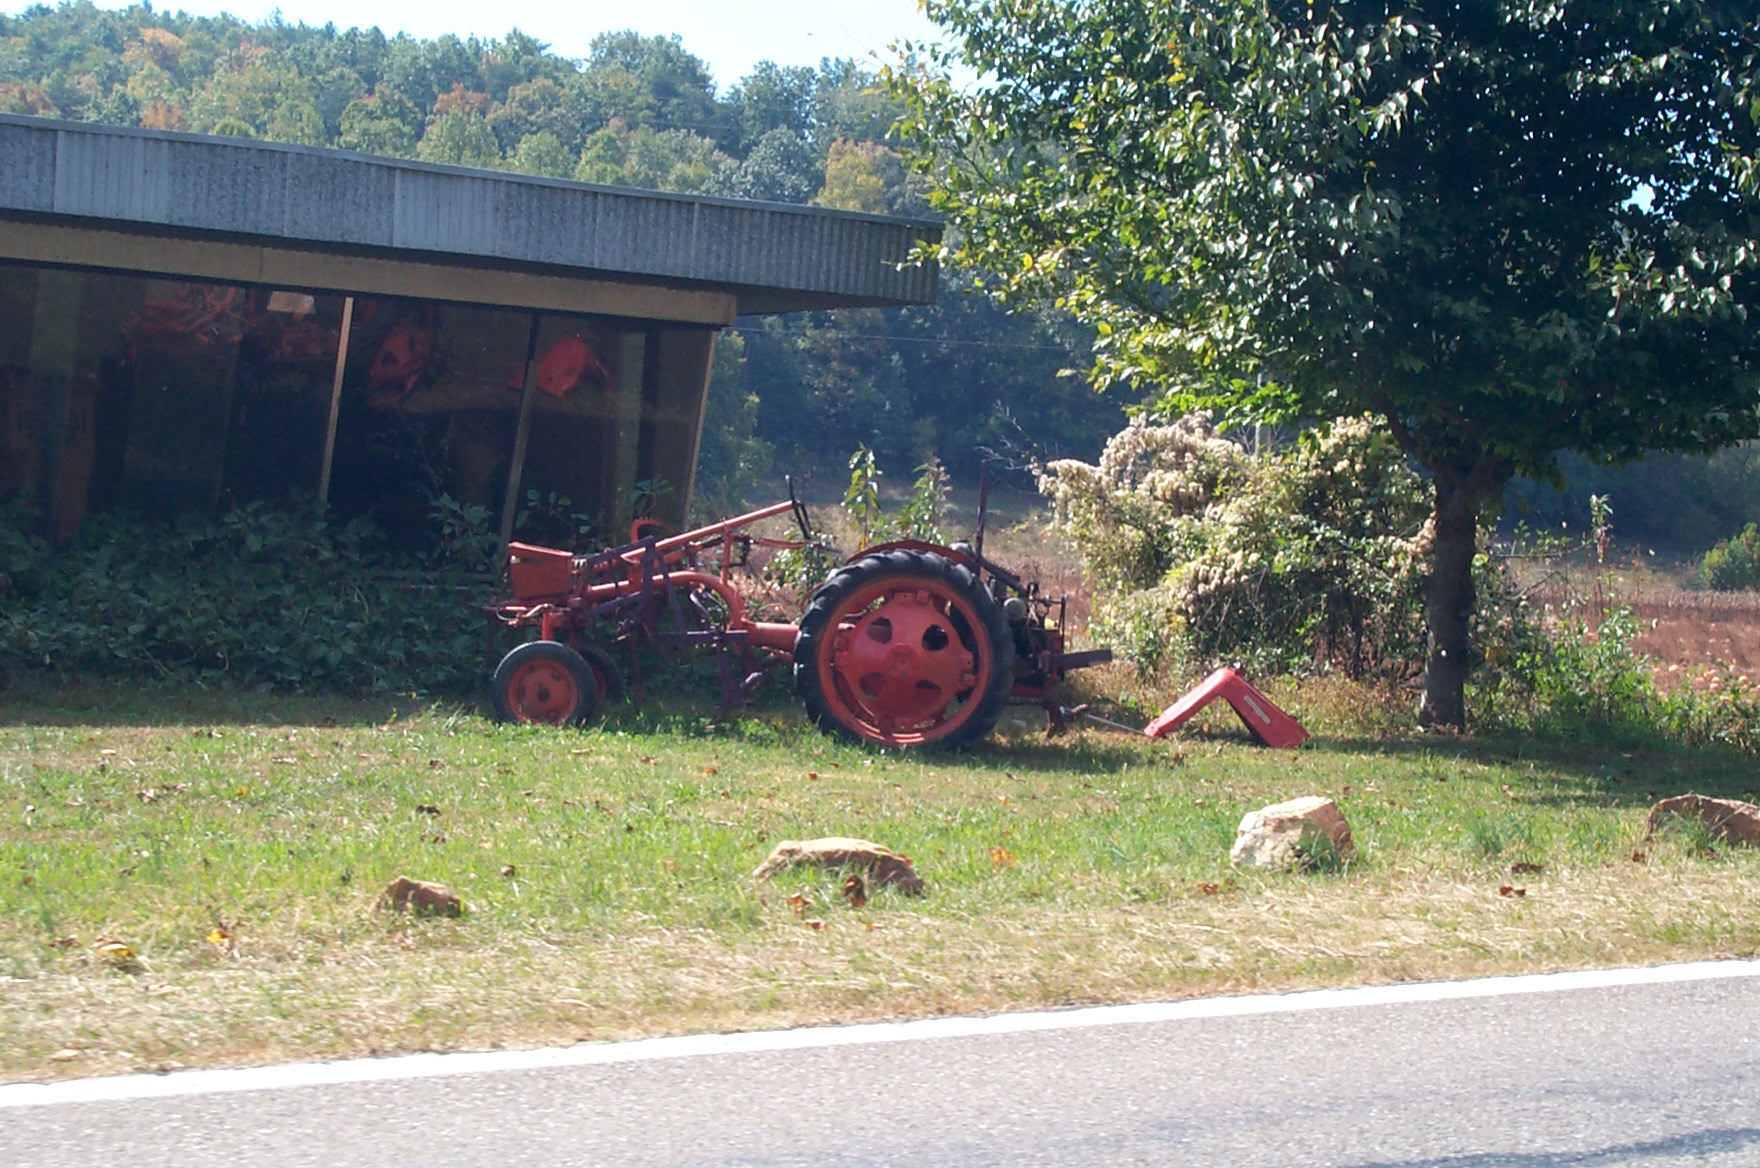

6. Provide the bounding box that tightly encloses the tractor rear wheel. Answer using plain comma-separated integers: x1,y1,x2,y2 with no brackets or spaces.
795,549,1014,749
491,641,600,726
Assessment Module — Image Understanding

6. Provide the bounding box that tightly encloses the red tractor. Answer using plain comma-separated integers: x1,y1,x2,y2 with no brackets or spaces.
485,488,1110,749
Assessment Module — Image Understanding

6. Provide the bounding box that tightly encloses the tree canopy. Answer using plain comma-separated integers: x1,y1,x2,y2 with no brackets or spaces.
899,0,1760,726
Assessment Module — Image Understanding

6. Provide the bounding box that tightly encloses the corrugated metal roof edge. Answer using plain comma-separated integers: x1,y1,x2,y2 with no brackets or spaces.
0,206,935,317
0,113,946,235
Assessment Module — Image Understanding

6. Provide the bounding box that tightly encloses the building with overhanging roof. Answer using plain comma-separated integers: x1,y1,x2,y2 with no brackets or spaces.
0,115,940,546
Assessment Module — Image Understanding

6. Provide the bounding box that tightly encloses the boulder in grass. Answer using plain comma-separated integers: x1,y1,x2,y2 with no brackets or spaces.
1230,796,1355,870
751,837,925,895
1646,794,1760,847
377,876,462,917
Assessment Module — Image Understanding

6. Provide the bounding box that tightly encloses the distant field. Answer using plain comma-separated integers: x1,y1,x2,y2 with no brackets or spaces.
3,673,1758,1083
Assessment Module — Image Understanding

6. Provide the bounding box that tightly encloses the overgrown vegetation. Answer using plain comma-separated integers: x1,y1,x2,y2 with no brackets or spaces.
0,498,491,693
1040,411,1760,757
1043,415,1433,678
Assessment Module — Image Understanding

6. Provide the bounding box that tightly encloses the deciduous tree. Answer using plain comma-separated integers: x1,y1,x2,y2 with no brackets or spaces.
899,0,1760,727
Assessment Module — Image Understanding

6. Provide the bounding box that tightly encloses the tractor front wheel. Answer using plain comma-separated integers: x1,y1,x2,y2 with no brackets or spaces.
491,641,600,726
795,549,1014,749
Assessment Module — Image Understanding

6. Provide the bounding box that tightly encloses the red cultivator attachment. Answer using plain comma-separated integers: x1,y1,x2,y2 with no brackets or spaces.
484,483,1111,748
1143,667,1310,748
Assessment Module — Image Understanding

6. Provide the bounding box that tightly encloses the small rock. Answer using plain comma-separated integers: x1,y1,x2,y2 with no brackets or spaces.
1230,796,1354,870
48,1049,81,1062
752,837,924,895
377,876,462,917
1646,794,1760,846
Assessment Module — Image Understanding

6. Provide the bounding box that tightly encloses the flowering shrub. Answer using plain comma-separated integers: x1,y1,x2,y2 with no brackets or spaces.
1043,414,1434,676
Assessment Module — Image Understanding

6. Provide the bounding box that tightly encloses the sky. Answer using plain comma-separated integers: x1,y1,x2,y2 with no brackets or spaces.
99,0,952,88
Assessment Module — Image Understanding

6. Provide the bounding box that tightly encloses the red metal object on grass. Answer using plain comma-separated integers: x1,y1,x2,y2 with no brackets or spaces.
1143,667,1310,748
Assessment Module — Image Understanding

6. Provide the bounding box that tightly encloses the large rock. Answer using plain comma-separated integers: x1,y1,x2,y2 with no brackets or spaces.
751,837,925,895
1646,794,1760,846
1230,796,1355,869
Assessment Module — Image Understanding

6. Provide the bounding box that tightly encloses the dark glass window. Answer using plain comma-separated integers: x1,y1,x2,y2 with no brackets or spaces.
0,261,717,551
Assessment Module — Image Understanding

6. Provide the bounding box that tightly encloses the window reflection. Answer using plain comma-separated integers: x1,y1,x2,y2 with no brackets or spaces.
0,260,716,552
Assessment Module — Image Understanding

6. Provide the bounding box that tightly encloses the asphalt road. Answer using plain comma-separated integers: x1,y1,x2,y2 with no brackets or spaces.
4,964,1759,1167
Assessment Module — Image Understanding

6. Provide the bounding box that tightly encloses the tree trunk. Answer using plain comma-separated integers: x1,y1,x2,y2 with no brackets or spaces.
1418,472,1478,730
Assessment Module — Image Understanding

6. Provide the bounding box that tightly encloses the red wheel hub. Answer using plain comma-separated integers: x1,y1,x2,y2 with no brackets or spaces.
818,581,993,745
504,659,581,725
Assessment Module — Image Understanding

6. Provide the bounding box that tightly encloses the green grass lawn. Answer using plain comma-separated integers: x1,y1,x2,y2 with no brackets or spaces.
3,671,1758,1082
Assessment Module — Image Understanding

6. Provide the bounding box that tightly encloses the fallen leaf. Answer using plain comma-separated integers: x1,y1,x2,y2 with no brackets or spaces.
52,936,78,949
1631,850,1648,863
703,766,718,776
1510,862,1543,875
1497,885,1526,898
1196,882,1223,895
842,873,867,908
640,757,658,765
662,859,679,873
415,804,440,816
234,786,249,796
428,759,444,769
807,772,819,781
990,846,1017,869
787,892,812,915
802,918,825,931
500,864,517,878
865,921,884,931
136,789,158,804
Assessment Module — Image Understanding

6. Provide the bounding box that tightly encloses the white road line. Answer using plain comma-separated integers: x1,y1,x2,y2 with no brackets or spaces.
4,958,1758,1110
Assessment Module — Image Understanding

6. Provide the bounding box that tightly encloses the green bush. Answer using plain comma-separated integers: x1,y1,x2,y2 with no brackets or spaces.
1043,414,1432,676
0,498,495,694
1513,607,1661,740
1698,524,1760,591
1475,602,1760,754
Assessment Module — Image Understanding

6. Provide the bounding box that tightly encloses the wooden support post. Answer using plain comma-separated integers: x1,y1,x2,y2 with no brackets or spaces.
317,295,354,505
499,314,544,550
